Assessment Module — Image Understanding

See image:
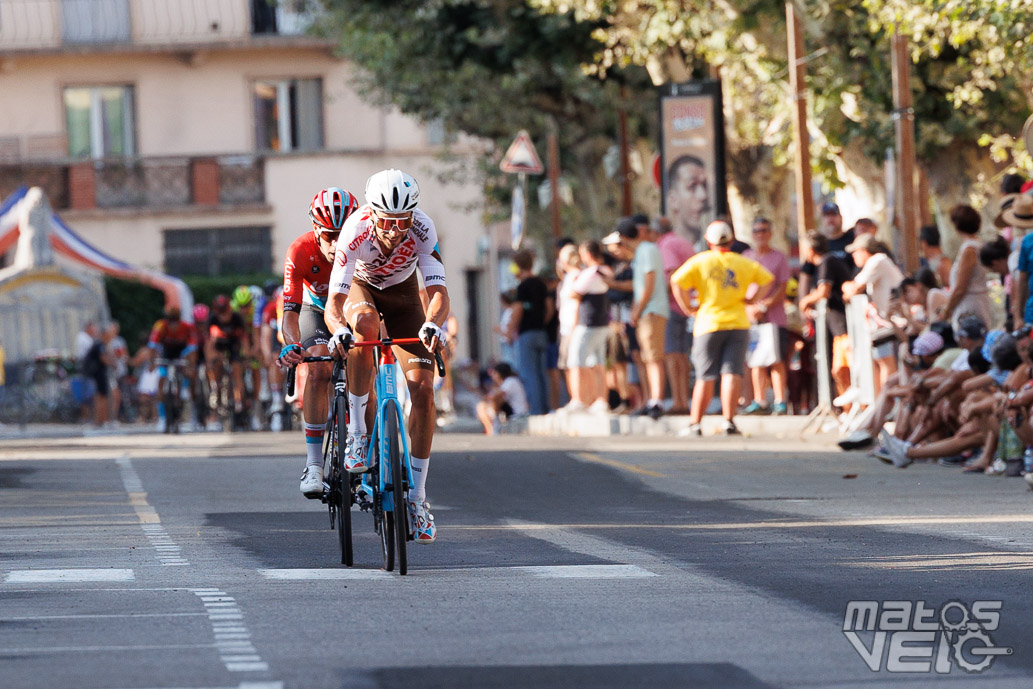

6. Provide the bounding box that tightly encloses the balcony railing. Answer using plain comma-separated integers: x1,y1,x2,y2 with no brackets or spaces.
0,0,325,53
0,155,266,211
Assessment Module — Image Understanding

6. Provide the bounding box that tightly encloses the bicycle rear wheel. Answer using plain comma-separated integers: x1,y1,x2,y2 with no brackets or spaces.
386,407,408,576
332,394,353,566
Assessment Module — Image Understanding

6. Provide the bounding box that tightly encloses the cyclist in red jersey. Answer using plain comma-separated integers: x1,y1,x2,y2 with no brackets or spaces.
277,187,361,496
147,307,199,432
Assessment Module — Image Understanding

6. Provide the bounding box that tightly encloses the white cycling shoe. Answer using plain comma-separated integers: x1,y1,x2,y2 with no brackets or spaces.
407,499,436,543
344,433,371,473
299,465,325,498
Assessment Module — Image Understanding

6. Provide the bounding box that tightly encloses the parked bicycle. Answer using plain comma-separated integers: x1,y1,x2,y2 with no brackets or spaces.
286,337,443,574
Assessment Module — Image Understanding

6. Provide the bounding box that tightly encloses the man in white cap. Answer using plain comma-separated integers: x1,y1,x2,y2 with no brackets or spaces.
670,221,773,435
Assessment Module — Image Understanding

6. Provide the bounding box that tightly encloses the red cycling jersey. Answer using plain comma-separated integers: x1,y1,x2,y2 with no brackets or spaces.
149,319,198,349
283,232,333,313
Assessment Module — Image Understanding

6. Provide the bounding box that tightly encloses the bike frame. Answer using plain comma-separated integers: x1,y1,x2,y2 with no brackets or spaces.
362,341,413,515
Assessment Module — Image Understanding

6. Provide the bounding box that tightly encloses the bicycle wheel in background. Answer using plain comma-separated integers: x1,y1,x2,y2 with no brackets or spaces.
332,394,353,567
386,407,408,576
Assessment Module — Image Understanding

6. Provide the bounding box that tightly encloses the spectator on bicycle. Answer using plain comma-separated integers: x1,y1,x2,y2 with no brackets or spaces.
205,295,248,420
277,187,361,496
324,169,451,543
147,307,199,432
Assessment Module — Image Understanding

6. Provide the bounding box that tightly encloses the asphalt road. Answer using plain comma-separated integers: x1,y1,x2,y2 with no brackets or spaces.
2,429,1032,689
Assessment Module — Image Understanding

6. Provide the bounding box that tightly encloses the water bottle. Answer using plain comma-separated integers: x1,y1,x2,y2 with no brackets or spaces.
1023,447,1033,476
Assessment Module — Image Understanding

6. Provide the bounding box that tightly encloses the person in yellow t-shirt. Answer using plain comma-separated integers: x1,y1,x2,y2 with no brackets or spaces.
670,221,774,435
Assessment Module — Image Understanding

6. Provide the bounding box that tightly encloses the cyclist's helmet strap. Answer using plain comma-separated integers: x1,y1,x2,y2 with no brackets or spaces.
309,187,358,232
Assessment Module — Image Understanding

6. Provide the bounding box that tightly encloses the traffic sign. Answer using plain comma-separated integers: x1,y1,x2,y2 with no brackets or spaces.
500,130,544,175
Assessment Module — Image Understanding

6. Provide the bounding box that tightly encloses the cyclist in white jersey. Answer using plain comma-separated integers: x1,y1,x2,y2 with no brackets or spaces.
325,169,450,543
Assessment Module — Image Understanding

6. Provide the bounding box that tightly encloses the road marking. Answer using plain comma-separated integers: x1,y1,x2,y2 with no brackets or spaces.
569,451,665,477
1,612,207,621
517,564,657,578
5,569,134,583
189,590,270,673
258,568,393,580
116,456,191,566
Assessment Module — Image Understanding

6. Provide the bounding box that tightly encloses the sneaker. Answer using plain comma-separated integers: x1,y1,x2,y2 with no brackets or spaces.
299,465,324,498
647,404,664,421
344,433,371,473
880,433,912,468
269,413,283,433
250,414,262,432
407,499,437,543
937,454,967,467
871,446,893,464
563,401,587,413
741,401,770,415
611,402,630,414
838,429,874,451
155,417,167,433
771,402,788,416
721,420,740,436
588,399,611,415
680,423,702,437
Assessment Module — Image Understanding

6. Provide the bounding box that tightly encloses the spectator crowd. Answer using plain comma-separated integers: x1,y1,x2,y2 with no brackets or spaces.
482,175,1033,486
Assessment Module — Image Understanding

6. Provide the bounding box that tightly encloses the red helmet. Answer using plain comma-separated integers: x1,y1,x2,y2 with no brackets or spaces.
213,294,230,310
309,187,359,234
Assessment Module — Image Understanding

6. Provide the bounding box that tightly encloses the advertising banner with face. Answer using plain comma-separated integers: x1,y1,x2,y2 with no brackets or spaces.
660,81,727,250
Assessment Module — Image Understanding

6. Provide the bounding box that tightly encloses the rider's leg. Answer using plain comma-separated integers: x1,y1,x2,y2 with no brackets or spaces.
405,368,436,502
345,307,379,437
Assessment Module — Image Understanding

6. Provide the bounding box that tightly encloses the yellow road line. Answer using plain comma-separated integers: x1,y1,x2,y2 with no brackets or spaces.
570,451,665,478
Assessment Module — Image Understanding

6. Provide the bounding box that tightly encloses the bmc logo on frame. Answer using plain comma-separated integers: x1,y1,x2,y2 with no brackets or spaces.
843,600,1012,673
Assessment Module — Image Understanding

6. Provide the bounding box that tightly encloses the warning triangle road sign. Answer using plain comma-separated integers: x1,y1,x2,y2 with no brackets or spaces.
500,130,544,175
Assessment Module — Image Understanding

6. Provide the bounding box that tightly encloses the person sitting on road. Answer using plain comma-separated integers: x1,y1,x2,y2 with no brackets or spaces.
476,362,530,435
276,187,361,497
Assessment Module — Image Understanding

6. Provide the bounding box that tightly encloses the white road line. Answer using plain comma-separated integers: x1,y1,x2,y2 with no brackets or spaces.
1,612,207,621
257,568,394,580
516,564,658,578
116,455,192,567
190,590,270,674
5,569,135,583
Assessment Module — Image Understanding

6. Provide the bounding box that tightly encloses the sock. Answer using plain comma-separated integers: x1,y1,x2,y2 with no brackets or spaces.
304,423,325,468
348,392,369,436
648,398,662,408
409,456,429,502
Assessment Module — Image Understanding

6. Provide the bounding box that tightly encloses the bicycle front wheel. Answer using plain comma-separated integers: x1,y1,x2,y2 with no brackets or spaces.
386,407,408,576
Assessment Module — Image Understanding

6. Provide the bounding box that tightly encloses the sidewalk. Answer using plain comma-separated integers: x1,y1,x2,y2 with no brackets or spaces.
522,409,834,441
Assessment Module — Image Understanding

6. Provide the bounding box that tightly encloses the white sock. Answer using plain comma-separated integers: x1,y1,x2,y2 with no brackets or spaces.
648,398,662,408
304,423,325,468
347,393,369,436
409,456,429,502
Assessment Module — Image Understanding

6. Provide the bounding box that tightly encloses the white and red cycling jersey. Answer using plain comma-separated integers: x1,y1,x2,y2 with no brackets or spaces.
328,205,447,296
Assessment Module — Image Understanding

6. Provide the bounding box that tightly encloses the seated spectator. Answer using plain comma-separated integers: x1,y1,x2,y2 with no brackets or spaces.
476,362,529,435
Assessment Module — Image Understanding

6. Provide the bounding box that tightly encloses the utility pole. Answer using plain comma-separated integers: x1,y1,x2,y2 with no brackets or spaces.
548,123,562,240
892,31,920,273
786,2,814,258
617,84,633,216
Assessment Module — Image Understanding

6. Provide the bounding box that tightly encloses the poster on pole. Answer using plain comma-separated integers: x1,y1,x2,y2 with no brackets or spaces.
659,80,727,250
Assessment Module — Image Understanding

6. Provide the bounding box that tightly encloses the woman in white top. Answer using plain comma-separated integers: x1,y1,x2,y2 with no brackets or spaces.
941,204,992,334
555,244,583,407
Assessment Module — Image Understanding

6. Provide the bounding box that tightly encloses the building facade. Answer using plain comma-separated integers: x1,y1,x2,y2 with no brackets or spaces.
0,0,494,361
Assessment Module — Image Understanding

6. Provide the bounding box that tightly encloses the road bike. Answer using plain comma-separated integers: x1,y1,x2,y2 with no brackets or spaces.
286,337,443,574
155,358,189,433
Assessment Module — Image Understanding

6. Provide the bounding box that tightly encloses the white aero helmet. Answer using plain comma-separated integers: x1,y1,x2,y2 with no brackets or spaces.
365,169,420,214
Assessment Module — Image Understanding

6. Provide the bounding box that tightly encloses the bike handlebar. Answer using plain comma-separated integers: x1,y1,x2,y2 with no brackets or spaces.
284,338,446,397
